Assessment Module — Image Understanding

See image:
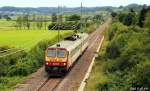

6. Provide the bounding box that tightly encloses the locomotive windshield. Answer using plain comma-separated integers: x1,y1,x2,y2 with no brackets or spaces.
57,50,66,58
47,49,56,57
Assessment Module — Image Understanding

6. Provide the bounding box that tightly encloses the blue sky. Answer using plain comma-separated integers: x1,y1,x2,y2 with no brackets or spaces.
0,0,150,7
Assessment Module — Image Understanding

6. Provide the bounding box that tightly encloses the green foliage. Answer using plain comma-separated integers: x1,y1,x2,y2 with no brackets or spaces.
144,13,150,29
138,7,148,27
93,14,103,22
106,41,120,59
86,6,150,91
51,13,57,22
131,61,150,87
0,50,27,76
111,12,117,17
3,15,11,21
0,76,25,91
15,15,50,30
96,17,150,90
118,10,137,26
66,14,81,21
107,22,128,40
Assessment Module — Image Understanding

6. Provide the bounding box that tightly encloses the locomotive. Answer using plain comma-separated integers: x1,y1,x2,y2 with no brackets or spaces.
45,33,88,75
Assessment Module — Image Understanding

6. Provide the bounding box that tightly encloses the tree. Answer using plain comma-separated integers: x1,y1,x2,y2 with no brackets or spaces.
144,13,150,29
118,9,137,26
106,41,120,59
22,14,30,30
32,14,36,29
111,12,117,17
52,13,57,23
138,7,148,27
16,16,23,29
66,14,81,21
44,16,48,30
123,14,132,26
3,15,11,21
26,15,30,30
93,14,102,23
36,16,43,30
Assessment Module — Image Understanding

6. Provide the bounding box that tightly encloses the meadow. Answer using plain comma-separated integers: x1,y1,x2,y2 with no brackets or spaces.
0,30,72,50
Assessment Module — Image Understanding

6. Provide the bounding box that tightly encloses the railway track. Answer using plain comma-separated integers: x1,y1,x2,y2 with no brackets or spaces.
13,18,111,91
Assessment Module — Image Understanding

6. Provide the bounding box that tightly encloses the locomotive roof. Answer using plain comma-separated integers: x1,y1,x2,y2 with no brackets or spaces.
48,33,88,51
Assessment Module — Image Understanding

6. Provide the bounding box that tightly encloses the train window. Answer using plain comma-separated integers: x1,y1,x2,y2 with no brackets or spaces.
57,50,66,58
47,49,56,57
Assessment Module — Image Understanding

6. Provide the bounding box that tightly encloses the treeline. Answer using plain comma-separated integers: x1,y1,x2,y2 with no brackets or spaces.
15,13,103,31
98,5,150,90
0,14,11,21
16,15,49,30
48,13,103,30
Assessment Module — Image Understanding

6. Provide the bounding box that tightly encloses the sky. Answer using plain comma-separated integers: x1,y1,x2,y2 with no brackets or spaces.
0,0,150,7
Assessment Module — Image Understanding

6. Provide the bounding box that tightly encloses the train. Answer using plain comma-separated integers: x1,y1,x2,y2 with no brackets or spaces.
45,33,89,75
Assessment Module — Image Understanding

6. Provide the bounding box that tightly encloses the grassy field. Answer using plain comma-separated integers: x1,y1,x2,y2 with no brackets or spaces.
0,30,72,50
0,19,15,27
0,19,16,30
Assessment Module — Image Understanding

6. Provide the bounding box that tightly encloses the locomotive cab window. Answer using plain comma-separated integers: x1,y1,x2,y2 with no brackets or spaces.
57,50,66,58
47,49,56,57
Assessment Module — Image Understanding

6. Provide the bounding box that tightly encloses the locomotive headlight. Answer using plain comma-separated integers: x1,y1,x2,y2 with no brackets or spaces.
46,62,49,65
63,63,66,66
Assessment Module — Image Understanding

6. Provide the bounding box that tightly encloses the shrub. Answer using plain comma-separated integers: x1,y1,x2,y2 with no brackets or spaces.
131,61,150,88
0,50,27,76
106,41,120,59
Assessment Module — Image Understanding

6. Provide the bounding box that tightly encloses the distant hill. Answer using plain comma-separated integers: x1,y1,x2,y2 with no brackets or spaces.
124,3,143,11
0,6,114,15
0,4,144,15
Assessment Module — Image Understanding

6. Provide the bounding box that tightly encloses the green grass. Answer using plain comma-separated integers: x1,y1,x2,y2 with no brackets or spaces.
0,76,26,91
0,30,72,50
0,19,15,27
85,39,109,91
0,19,16,30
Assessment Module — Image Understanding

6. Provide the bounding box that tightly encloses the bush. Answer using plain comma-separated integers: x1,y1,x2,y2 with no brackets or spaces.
0,50,27,76
106,41,120,59
98,9,150,90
